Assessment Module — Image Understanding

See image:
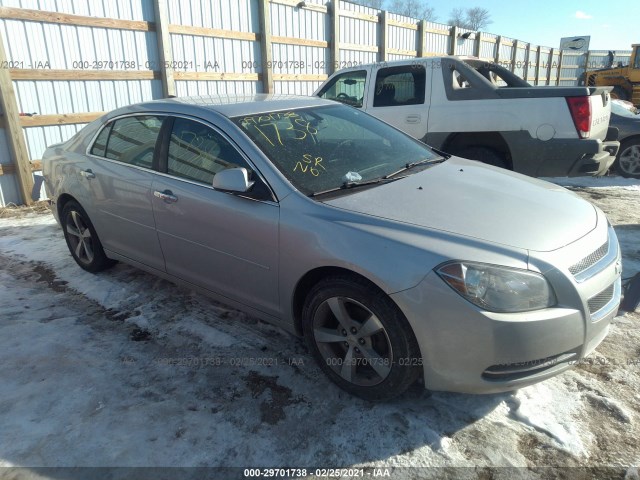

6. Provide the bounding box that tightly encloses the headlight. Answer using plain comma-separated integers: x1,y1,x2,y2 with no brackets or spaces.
436,262,556,313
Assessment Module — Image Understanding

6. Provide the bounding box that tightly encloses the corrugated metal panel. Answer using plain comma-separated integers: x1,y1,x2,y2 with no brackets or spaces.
340,1,379,54
479,38,495,60
23,124,85,161
339,49,376,68
454,27,475,56
1,0,155,20
587,50,632,69
167,0,256,31
499,37,514,68
274,80,323,95
387,12,418,56
513,43,528,79
174,80,260,97
424,21,450,55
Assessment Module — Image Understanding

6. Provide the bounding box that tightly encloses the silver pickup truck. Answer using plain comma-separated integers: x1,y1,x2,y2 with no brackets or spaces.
315,57,620,177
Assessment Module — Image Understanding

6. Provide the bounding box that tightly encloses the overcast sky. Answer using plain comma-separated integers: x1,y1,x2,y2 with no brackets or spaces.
423,0,638,51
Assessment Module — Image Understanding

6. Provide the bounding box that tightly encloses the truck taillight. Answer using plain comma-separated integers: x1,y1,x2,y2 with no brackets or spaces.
566,96,592,139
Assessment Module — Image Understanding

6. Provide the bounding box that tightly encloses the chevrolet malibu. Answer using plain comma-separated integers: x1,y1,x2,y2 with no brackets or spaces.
43,95,622,401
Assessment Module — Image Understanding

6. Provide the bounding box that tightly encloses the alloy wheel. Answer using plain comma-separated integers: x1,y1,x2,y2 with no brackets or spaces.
312,296,393,386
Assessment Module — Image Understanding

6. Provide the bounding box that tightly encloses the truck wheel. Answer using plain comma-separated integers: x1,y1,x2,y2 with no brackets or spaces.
615,139,640,179
611,86,629,102
456,146,509,169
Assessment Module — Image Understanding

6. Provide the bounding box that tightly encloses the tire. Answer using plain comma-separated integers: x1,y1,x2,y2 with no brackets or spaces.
61,200,116,273
302,275,422,401
611,86,629,102
614,139,640,179
455,146,509,169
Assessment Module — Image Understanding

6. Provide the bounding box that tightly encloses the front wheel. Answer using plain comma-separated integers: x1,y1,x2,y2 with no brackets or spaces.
302,275,422,401
61,200,116,273
615,139,640,179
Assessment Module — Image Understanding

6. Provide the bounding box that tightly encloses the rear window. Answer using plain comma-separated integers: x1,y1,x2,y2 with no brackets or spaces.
90,115,164,169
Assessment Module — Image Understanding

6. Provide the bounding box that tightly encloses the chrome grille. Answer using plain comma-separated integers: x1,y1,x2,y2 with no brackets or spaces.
588,283,615,314
569,239,609,276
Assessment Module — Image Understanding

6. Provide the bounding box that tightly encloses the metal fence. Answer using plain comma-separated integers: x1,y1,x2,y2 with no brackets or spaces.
0,0,624,205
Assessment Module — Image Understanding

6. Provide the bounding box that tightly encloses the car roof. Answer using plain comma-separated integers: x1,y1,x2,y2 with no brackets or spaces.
126,94,335,118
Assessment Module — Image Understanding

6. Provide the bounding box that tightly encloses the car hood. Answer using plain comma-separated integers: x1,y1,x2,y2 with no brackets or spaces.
323,157,598,252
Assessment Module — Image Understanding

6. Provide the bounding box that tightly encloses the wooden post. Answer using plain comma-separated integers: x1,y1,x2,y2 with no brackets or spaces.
0,35,33,205
379,10,388,62
473,32,482,58
449,26,458,55
534,46,542,85
510,39,518,73
418,20,427,57
547,48,554,85
152,0,176,97
582,50,591,85
523,43,531,81
330,0,340,72
556,49,564,86
258,0,274,93
495,35,502,65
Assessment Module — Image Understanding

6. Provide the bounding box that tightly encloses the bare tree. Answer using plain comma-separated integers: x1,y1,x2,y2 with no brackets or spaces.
388,0,437,21
448,6,492,30
447,7,466,27
464,7,492,30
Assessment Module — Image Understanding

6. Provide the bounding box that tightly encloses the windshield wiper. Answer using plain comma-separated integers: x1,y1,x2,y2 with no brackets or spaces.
383,157,445,179
310,177,395,197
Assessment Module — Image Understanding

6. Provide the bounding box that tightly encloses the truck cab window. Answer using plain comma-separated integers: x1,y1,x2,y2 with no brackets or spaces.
317,70,367,108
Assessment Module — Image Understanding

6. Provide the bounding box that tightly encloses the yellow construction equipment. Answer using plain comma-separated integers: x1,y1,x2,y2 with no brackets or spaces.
585,44,640,106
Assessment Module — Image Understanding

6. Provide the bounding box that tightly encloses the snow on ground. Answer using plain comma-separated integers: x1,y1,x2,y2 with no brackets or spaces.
0,178,639,479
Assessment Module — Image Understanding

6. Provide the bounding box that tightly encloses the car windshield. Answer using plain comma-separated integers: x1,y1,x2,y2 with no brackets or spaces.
232,104,441,196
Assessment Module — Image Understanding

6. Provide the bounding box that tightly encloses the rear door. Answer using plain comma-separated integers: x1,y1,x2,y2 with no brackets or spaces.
589,89,613,140
84,114,166,271
366,63,430,139
151,116,280,316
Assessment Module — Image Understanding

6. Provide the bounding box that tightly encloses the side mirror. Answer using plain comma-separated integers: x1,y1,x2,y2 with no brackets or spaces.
212,167,254,193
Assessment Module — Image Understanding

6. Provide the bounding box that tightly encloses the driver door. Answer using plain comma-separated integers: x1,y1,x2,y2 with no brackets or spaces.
151,116,280,316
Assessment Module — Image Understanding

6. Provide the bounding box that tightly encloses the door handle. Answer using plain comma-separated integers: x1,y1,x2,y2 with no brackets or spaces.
154,190,178,203
405,114,421,124
80,169,95,179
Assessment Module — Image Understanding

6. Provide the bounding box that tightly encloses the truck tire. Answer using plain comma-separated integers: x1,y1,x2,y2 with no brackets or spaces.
615,138,640,179
455,146,509,169
611,86,629,102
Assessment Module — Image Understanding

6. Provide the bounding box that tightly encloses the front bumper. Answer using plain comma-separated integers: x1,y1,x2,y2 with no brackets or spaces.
391,226,622,394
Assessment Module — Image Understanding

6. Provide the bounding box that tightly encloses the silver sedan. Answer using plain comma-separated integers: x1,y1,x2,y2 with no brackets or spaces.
43,95,622,400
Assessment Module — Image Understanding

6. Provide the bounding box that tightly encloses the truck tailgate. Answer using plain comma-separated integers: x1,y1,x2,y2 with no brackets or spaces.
589,89,613,141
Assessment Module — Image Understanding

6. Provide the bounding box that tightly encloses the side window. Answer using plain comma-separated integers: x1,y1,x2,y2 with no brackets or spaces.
104,116,163,168
168,118,250,185
373,65,426,107
90,123,112,157
318,70,367,108
634,52,640,70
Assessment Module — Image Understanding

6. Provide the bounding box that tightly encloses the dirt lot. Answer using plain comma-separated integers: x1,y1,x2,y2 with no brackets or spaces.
0,177,639,480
